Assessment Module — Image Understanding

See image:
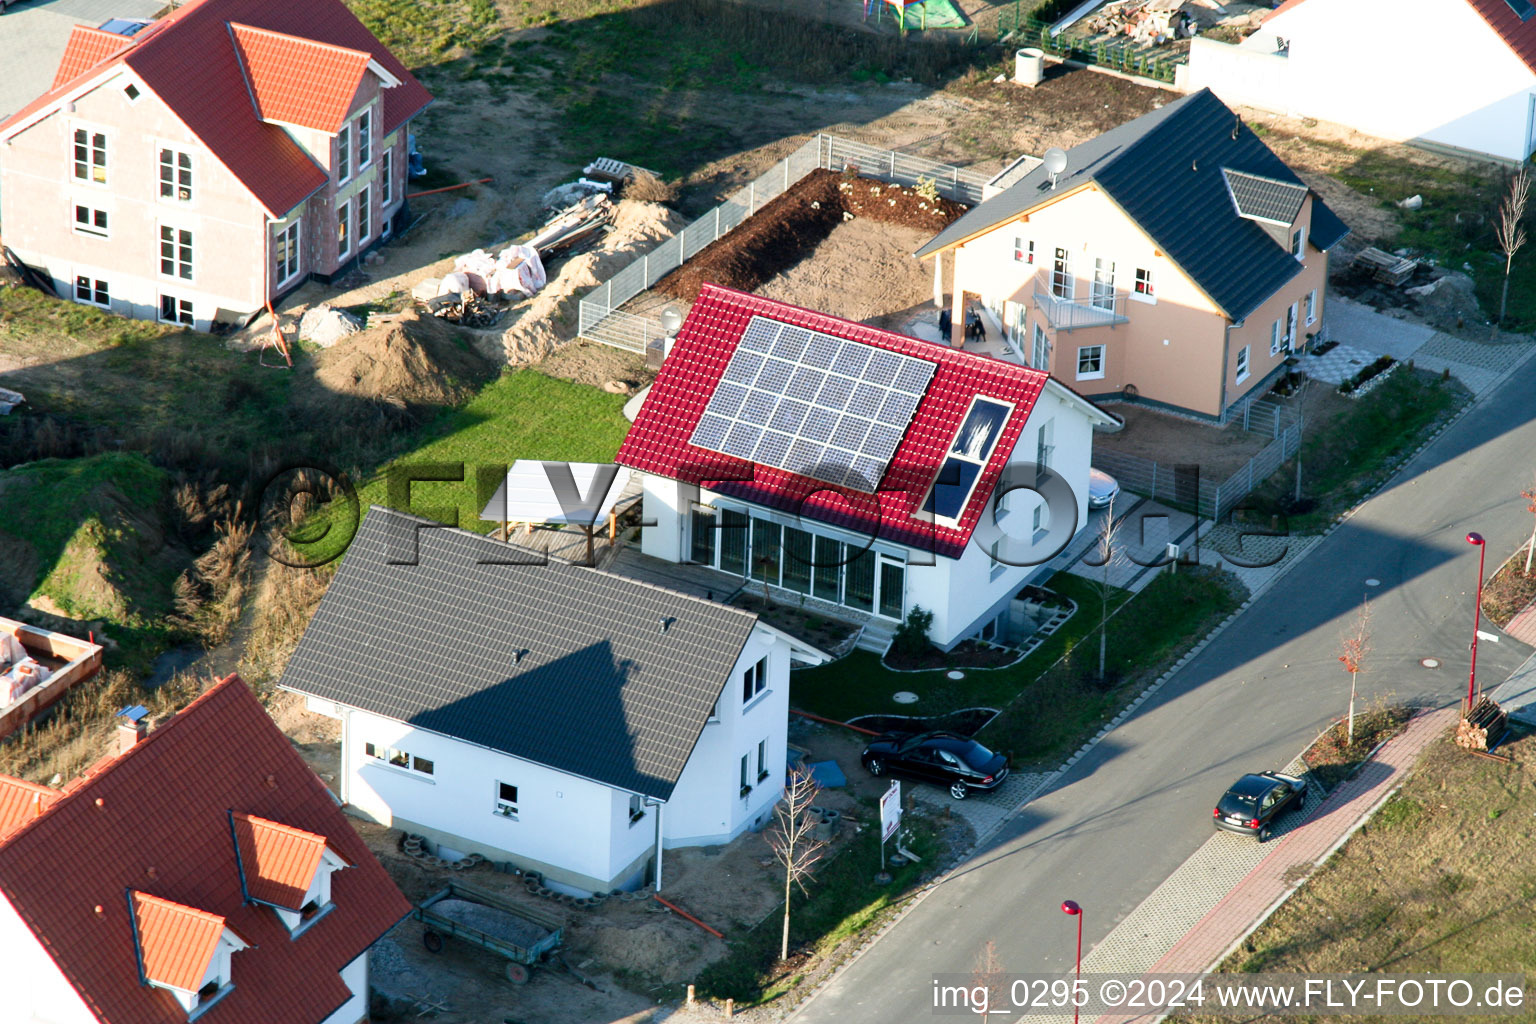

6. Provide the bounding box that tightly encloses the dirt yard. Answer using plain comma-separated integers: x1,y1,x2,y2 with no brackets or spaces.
1089,405,1275,479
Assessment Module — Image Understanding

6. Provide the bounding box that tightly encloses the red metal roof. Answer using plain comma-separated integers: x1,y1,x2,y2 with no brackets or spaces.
615,285,1048,560
229,24,375,134
0,676,411,1024
1270,0,1536,73
51,26,133,91
0,0,432,217
231,812,338,911
128,892,231,993
0,775,57,842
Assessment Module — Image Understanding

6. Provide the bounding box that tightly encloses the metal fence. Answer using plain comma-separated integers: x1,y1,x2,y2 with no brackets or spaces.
1093,420,1302,522
577,133,990,351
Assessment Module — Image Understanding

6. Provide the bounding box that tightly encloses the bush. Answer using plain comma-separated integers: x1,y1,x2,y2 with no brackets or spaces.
892,606,935,657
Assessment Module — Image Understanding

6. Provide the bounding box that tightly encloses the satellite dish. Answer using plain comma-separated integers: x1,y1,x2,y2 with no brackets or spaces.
660,306,683,336
1043,147,1068,175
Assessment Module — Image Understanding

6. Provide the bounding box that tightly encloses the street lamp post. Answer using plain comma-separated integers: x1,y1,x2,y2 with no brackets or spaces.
1467,532,1487,714
1062,900,1083,1024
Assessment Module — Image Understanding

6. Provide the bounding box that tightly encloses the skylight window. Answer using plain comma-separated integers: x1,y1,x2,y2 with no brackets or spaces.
921,397,1013,523
1506,0,1534,21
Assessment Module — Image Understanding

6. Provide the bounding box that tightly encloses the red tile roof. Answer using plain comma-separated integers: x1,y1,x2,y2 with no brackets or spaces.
128,892,233,993
231,812,341,910
229,24,375,134
0,0,432,217
51,26,133,91
1270,0,1536,73
615,285,1048,561
0,676,411,1024
0,775,57,842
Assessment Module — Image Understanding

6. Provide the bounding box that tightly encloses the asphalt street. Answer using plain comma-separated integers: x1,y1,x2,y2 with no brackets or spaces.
791,352,1536,1022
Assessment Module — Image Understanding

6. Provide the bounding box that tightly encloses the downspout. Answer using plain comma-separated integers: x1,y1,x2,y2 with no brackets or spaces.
653,801,665,892
339,709,351,807
1218,321,1231,420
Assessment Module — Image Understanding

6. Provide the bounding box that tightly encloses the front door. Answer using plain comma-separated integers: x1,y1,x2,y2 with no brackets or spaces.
876,556,905,620
1091,258,1116,310
1286,302,1299,350
1032,322,1051,371
1051,247,1072,299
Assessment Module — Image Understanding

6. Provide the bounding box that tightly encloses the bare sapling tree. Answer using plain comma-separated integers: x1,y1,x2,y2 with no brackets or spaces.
1496,167,1532,325
1523,475,1536,574
766,766,826,962
1095,496,1122,682
970,939,1008,1023
1337,599,1372,745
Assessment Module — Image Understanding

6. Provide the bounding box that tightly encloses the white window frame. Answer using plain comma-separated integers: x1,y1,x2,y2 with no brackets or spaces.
357,185,371,245
74,275,109,309
1051,246,1072,299
71,126,108,186
159,294,193,326
1286,301,1299,349
739,753,751,795
1091,257,1116,311
356,108,372,170
1305,289,1317,326
381,147,393,207
1235,344,1250,384
1014,237,1034,264
756,738,770,783
72,202,110,238
989,538,1007,580
363,741,434,777
157,145,194,204
494,781,519,819
1031,321,1050,371
1270,319,1283,356
1132,267,1156,304
742,655,769,706
336,123,351,183
158,223,194,282
1076,344,1106,381
1291,224,1307,260
274,219,301,286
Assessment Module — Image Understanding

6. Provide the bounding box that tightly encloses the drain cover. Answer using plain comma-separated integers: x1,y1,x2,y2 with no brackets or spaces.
1421,658,1441,669
946,670,965,680
893,691,919,704
1365,578,1381,587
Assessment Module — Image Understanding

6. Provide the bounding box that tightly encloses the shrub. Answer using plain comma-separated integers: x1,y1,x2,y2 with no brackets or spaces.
892,606,935,657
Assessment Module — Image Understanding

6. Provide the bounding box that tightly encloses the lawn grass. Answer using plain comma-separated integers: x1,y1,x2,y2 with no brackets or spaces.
790,574,1128,724
1176,726,1536,1019
980,566,1241,767
1248,368,1467,533
691,813,942,1007
291,369,632,564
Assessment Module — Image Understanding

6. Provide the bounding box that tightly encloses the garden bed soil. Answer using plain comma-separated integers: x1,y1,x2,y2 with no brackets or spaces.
654,169,966,302
728,593,859,653
1301,702,1416,790
884,638,1018,672
1481,555,1536,628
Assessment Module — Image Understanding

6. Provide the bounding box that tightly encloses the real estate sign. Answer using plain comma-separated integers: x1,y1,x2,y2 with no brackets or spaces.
880,780,901,843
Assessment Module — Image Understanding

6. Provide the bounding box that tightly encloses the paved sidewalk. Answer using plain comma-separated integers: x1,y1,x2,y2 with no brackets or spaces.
1093,705,1458,1024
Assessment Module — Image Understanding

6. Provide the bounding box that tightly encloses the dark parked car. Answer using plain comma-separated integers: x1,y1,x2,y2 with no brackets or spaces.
861,731,1008,800
1213,771,1306,841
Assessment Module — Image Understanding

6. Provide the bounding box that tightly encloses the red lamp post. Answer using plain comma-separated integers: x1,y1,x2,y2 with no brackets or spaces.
1467,532,1487,713
1062,899,1083,1024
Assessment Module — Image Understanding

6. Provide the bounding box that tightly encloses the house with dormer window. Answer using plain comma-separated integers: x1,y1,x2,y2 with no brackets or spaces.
0,0,430,332
615,286,1118,652
0,677,409,1024
280,506,830,897
915,89,1350,422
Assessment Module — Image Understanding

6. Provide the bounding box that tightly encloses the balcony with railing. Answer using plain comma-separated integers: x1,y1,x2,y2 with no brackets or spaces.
1032,282,1130,332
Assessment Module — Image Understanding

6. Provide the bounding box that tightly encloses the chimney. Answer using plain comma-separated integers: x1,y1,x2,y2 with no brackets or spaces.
115,705,149,754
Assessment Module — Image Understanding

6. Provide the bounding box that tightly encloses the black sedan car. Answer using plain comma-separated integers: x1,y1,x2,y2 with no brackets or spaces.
861,731,1008,800
1213,771,1307,841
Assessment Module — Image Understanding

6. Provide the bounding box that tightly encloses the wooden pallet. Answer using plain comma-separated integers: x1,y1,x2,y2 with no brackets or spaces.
1354,246,1418,286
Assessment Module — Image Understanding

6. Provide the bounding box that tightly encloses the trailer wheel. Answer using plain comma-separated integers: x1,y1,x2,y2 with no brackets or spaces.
422,930,445,953
505,962,531,985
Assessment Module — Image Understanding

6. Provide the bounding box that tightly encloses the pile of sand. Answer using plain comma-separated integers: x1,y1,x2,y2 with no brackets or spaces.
305,309,496,408
497,200,686,365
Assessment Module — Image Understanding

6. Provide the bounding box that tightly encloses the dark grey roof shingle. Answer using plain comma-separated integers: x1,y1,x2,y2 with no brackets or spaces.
1222,169,1308,225
280,507,760,801
915,89,1351,322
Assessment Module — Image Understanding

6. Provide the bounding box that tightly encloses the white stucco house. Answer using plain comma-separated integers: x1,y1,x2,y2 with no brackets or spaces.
280,506,828,896
1183,0,1536,162
615,285,1118,652
0,676,410,1024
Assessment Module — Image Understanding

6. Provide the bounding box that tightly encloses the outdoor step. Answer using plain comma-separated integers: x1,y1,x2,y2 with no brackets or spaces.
855,625,893,654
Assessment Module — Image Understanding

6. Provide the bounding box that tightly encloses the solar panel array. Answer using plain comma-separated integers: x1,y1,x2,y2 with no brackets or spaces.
688,316,938,492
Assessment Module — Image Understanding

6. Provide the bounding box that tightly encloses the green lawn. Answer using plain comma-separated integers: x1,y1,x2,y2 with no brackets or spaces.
790,574,1127,724
292,369,632,564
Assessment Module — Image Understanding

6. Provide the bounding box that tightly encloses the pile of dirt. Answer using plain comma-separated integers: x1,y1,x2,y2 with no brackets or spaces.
497,200,686,366
304,310,496,408
656,169,967,302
